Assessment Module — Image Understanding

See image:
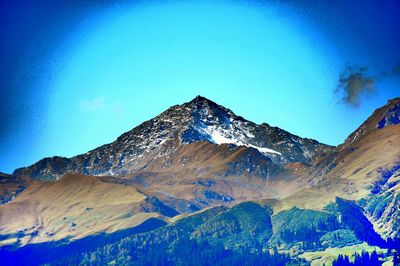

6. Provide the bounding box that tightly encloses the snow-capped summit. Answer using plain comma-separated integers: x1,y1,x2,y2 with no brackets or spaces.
180,96,331,161
13,96,333,180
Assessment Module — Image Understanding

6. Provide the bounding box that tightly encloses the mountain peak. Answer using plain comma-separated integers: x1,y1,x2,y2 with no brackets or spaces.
190,95,213,103
13,96,333,180
186,95,227,111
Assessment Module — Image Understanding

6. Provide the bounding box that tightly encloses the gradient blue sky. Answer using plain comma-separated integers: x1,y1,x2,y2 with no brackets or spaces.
1,0,399,173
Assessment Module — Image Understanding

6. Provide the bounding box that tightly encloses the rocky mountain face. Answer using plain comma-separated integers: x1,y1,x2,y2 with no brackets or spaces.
13,96,333,181
0,172,25,205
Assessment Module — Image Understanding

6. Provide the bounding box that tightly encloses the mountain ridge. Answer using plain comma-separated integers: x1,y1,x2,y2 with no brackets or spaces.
12,95,333,180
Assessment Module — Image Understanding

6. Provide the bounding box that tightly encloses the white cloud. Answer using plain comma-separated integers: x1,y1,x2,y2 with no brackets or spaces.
79,97,125,115
80,97,105,112
111,101,124,114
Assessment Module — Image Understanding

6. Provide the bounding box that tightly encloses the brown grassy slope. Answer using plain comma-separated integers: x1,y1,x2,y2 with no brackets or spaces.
125,141,304,202
0,174,156,246
279,98,400,211
0,142,305,247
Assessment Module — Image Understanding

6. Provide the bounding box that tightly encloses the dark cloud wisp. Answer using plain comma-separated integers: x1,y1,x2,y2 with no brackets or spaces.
335,66,376,107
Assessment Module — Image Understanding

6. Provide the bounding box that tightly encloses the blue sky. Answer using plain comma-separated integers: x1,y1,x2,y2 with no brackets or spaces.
1,0,399,173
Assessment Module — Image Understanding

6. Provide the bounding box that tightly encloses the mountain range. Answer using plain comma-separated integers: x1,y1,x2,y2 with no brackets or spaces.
0,96,399,265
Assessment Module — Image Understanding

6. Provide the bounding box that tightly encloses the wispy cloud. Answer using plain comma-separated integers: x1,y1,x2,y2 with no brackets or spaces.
335,66,376,107
334,63,400,107
80,97,106,112
110,101,124,114
79,97,125,115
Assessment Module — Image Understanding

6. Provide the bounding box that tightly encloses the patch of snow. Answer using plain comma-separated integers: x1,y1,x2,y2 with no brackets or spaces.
245,131,255,138
210,130,236,145
247,144,281,155
209,129,281,155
